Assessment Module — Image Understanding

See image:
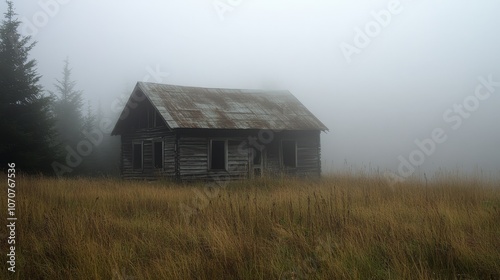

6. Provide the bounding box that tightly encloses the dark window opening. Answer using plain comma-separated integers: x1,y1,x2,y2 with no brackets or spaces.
155,111,164,127
138,108,148,128
133,143,143,169
253,148,262,165
148,109,154,128
210,140,226,170
282,140,296,168
153,141,163,169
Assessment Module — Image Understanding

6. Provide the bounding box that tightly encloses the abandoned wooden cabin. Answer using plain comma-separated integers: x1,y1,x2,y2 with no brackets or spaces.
111,82,328,181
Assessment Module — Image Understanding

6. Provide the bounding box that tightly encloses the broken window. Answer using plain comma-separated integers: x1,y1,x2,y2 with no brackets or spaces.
282,140,297,168
153,141,163,169
133,143,143,169
210,140,227,170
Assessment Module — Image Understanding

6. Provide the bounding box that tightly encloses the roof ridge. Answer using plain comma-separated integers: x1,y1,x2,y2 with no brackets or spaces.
138,81,290,93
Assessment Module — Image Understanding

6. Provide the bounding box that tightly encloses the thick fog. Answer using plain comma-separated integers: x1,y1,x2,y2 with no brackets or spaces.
3,0,500,178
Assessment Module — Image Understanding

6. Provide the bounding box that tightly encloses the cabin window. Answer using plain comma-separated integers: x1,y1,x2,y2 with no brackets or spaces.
252,148,263,177
147,108,165,128
209,140,227,170
139,109,148,128
153,141,163,169
281,140,297,168
253,148,262,165
147,108,154,128
155,111,164,127
133,142,143,170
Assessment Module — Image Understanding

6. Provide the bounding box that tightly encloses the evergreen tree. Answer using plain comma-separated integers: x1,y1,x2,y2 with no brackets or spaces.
51,58,84,147
0,1,58,173
82,100,96,133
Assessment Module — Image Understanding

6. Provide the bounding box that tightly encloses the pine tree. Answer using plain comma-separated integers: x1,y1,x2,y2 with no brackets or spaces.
51,58,84,147
82,100,96,133
0,1,58,173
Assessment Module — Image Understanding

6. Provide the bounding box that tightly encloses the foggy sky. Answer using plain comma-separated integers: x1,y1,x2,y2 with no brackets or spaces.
2,0,500,178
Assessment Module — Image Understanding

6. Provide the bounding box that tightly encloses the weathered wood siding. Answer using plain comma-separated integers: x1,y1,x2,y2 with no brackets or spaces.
264,139,281,174
228,140,249,178
295,131,321,177
113,85,326,181
176,130,249,182
120,127,176,180
263,130,321,178
120,128,322,181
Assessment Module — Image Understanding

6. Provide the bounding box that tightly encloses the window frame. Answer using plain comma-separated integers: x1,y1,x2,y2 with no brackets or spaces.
132,141,144,170
147,108,153,128
146,107,164,128
153,139,164,170
208,139,228,171
154,110,164,127
281,140,297,168
251,147,265,177
252,148,262,166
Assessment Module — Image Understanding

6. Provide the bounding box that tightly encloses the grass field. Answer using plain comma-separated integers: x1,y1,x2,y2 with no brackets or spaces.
2,173,500,279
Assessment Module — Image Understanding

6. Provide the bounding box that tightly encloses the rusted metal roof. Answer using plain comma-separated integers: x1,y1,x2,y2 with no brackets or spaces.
115,82,328,133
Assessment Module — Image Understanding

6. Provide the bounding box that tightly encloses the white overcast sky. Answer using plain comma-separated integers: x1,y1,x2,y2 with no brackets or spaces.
2,0,500,178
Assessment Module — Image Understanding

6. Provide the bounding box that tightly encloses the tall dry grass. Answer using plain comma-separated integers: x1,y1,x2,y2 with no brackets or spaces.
1,173,500,279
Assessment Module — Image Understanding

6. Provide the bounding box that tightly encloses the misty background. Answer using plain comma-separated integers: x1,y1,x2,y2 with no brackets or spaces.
2,0,499,178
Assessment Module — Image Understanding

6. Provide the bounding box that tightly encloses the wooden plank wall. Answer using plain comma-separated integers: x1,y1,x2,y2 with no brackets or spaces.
264,140,281,174
120,127,176,180
119,128,322,181
296,131,321,177
177,132,249,182
263,130,321,178
177,136,208,180
228,140,249,179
